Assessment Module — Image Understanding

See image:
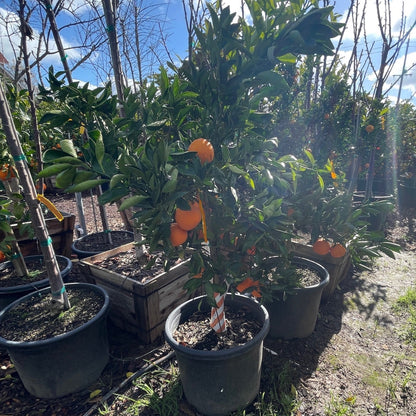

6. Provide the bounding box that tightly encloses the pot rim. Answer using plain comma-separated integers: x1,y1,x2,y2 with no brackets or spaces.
265,255,330,291
165,293,270,360
0,282,109,348
0,255,72,294
72,230,135,255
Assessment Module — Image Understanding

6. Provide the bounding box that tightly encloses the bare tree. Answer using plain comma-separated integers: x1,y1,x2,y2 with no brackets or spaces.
369,0,415,100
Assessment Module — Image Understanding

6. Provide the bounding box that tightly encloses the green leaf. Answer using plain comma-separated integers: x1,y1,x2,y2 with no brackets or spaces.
119,195,149,211
109,174,126,189
59,139,77,157
37,163,74,178
73,171,96,184
55,167,76,188
66,179,108,193
276,53,297,63
43,149,67,163
99,186,129,205
91,130,105,167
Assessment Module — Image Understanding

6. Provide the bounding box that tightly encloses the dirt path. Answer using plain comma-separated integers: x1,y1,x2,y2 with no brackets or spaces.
265,250,416,415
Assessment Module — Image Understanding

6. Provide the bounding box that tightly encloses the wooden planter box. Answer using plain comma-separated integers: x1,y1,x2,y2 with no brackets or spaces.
78,243,192,344
291,242,352,302
13,212,76,258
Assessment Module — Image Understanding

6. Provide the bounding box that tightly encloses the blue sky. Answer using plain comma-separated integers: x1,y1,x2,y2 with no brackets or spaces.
0,0,415,104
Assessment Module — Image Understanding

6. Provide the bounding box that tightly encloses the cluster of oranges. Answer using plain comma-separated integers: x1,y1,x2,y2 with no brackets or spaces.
170,201,202,246
169,138,214,247
312,238,346,258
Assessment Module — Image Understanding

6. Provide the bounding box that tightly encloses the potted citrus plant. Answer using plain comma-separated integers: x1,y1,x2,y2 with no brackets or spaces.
0,81,110,399
287,154,401,301
37,75,134,257
97,1,341,413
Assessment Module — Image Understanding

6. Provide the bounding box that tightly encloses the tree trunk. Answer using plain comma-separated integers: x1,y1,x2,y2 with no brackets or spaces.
0,81,70,308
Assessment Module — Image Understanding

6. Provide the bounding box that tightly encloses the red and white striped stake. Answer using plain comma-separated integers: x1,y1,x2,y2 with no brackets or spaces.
210,292,226,333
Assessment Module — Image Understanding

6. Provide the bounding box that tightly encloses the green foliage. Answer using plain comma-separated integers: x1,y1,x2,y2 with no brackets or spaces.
37,0,344,299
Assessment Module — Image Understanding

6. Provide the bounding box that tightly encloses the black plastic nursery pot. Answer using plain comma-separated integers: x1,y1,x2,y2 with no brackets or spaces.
398,183,416,210
165,293,270,416
0,282,110,399
265,257,329,339
72,230,134,259
0,254,72,311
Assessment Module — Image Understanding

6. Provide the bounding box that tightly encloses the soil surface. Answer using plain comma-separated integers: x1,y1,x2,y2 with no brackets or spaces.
0,192,415,415
0,286,104,342
174,306,263,351
73,231,135,254
0,256,69,287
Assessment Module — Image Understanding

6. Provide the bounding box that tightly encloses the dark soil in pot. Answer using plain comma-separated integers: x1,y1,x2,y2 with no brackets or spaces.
0,285,104,341
0,255,70,288
92,247,185,283
173,305,263,350
72,230,134,258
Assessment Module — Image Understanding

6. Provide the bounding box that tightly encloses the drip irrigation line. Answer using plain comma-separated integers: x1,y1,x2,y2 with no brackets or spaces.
82,349,175,416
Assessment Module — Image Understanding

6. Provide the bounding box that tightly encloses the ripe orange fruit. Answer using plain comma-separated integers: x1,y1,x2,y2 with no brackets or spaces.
365,124,375,133
246,246,256,256
236,277,258,293
0,251,5,262
330,243,346,258
36,183,47,192
170,223,188,246
312,238,331,255
236,277,261,298
175,200,202,231
0,164,15,181
192,268,205,279
188,138,214,165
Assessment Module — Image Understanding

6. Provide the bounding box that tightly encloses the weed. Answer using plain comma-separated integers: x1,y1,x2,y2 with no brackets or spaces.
98,363,182,416
393,287,416,345
324,392,356,415
232,362,300,416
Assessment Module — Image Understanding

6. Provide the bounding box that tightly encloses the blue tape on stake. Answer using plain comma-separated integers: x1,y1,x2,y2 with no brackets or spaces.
51,286,66,297
104,229,112,233
61,54,68,62
13,154,26,161
40,237,52,247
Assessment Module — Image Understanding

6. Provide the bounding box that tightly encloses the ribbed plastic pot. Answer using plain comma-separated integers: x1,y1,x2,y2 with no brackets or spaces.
165,294,270,416
265,257,329,339
72,230,134,259
0,255,72,311
0,282,110,398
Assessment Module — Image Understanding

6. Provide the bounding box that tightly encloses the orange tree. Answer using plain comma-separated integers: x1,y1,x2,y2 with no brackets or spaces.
39,0,342,305
101,0,342,301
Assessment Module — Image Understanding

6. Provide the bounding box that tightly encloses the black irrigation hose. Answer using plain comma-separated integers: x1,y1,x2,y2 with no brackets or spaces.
82,349,176,416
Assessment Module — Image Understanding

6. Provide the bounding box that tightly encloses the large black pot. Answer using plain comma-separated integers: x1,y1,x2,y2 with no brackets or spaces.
165,294,270,416
0,282,110,398
72,230,134,259
398,183,416,210
265,257,329,339
0,255,72,310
